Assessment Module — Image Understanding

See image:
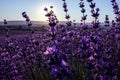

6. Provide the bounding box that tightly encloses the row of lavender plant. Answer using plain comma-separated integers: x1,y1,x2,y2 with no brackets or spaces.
1,21,120,80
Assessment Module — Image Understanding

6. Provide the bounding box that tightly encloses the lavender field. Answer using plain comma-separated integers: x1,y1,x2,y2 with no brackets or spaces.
0,0,120,80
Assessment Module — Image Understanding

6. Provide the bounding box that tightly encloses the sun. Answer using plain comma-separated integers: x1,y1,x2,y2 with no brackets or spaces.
35,2,55,21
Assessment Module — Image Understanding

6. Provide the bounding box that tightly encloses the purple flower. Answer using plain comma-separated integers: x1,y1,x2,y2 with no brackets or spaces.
111,0,116,3
82,15,87,20
90,2,96,9
99,74,107,80
44,7,48,12
22,12,28,19
65,14,70,19
50,6,53,9
62,0,71,26
44,47,53,55
4,19,7,25
87,0,93,2
66,21,72,26
79,0,87,25
88,55,94,61
63,2,67,9
50,66,58,75
79,2,85,8
81,8,86,13
61,59,68,67
96,8,100,12
110,0,120,24
116,34,120,39
44,7,58,38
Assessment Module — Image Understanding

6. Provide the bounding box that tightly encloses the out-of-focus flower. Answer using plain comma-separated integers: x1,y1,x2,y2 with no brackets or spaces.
44,47,53,55
65,14,70,19
81,8,86,13
99,74,107,80
118,61,120,65
61,59,68,67
44,7,48,12
115,34,120,39
88,55,94,61
50,66,58,75
44,45,57,55
87,0,93,2
50,6,53,9
4,19,7,25
105,15,110,27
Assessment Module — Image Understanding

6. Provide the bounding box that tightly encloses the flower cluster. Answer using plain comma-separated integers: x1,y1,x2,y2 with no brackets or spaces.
44,6,59,39
112,20,116,27
62,0,72,26
22,12,34,34
104,15,110,27
22,12,32,27
86,0,100,28
79,0,87,25
111,0,120,25
43,44,72,80
4,19,9,38
73,20,77,28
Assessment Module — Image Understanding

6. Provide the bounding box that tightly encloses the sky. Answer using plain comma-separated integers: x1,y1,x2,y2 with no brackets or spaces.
0,0,120,22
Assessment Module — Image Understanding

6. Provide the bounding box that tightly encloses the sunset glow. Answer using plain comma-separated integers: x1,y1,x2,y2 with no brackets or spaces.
0,0,120,22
